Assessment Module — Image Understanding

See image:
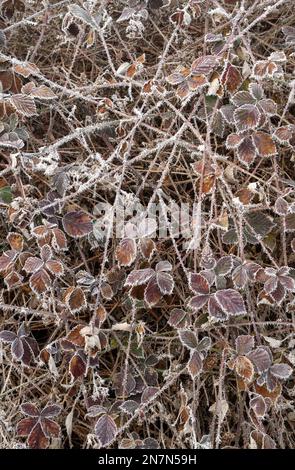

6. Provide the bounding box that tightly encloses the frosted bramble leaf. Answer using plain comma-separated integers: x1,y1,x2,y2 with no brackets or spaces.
208,296,228,321
234,355,254,382
237,137,257,165
144,276,161,307
12,337,24,360
29,269,51,295
46,259,64,276
41,404,62,418
247,347,272,373
234,104,260,132
178,329,198,349
189,273,210,295
285,213,295,232
65,325,85,348
21,403,39,417
221,63,242,94
86,405,107,418
252,131,277,157
23,256,43,273
219,104,235,124
0,251,15,272
13,62,40,78
115,238,137,267
0,330,17,343
215,256,233,276
253,60,277,79
215,289,246,316
114,371,136,398
119,400,139,415
10,94,37,117
139,238,156,260
7,232,23,252
191,55,217,75
231,91,255,107
282,25,295,45
166,66,188,85
62,211,93,238
274,197,289,215
250,395,266,418
188,350,203,378
244,212,274,238
156,260,172,272
141,386,159,403
273,125,295,145
64,287,86,314
268,51,286,63
156,272,174,295
197,336,211,352
236,335,254,355
125,268,154,286
269,363,292,379
30,85,57,100
40,244,52,263
168,308,189,329
69,352,86,380
189,294,210,311
68,4,96,28
258,99,277,115
249,83,264,100
226,133,243,149
52,228,67,251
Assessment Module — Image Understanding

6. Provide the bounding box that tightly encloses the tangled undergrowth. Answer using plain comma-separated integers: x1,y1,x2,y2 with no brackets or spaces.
0,0,295,450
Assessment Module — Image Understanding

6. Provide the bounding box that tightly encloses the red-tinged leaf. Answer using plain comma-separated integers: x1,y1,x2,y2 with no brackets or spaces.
187,75,207,90
232,264,248,289
139,238,156,260
10,94,37,117
252,131,277,157
62,211,93,238
66,325,85,348
69,353,86,380
235,335,254,355
40,244,52,263
273,126,295,145
41,404,62,418
0,252,15,272
237,136,257,166
12,337,24,360
16,417,36,436
250,395,266,417
119,400,139,415
0,330,16,343
7,232,23,252
125,268,154,286
23,256,43,273
247,347,272,373
31,85,57,100
156,272,174,295
115,238,137,267
231,91,255,107
4,270,23,290
95,414,117,447
208,296,228,321
188,350,203,378
189,293,210,310
226,133,243,149
168,308,189,329
234,104,260,132
269,282,285,304
42,418,61,438
269,363,292,379
215,289,246,316
13,62,40,78
144,276,161,307
189,273,210,295
178,329,198,349
64,286,86,314
86,405,107,418
27,422,48,449
21,403,39,417
45,259,64,276
32,225,50,239
51,227,67,251
234,355,254,382
176,80,190,99
191,55,217,76
114,371,136,398
166,69,188,85
29,268,51,295
253,60,277,79
221,63,242,94
259,98,277,115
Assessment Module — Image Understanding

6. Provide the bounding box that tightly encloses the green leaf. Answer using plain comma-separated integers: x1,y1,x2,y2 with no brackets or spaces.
0,186,12,204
